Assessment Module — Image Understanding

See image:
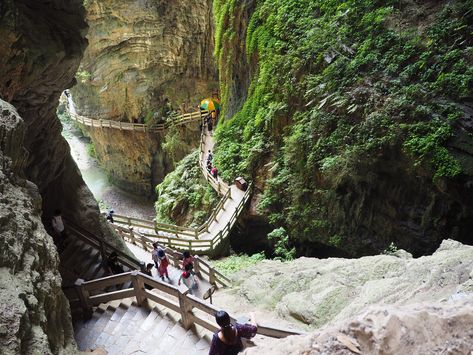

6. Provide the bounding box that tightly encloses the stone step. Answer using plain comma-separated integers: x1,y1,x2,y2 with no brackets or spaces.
60,238,81,261
63,242,91,274
76,306,114,351
101,304,128,335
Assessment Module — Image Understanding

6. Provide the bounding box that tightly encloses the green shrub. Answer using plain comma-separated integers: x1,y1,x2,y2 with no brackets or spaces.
155,150,219,226
213,252,265,277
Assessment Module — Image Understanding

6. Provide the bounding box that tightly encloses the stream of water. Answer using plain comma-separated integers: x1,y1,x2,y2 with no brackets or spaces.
62,97,156,220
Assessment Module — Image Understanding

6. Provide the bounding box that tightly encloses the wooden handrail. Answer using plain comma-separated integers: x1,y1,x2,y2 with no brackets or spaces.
112,225,229,287
67,105,208,133
75,272,304,339
65,219,141,271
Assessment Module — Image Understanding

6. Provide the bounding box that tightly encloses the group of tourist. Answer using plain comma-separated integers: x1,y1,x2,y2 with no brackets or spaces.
150,243,199,294
206,149,219,180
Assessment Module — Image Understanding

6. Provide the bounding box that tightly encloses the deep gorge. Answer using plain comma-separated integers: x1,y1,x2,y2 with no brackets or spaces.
1,0,473,353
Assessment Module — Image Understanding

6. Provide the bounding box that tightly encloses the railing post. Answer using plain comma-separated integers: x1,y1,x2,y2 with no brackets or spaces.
194,229,198,240
178,290,193,330
130,228,136,245
194,258,201,276
75,278,93,319
140,234,147,251
209,268,216,285
131,271,148,307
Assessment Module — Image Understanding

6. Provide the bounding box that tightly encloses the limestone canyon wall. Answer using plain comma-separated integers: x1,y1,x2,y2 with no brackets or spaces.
88,123,201,197
71,0,217,195
0,1,128,353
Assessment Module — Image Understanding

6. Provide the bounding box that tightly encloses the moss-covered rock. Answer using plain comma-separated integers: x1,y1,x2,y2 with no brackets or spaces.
155,150,219,227
213,0,473,256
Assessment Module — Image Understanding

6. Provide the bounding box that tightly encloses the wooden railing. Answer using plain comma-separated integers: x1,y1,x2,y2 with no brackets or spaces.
74,271,303,339
111,224,230,287
65,220,230,288
111,182,251,254
68,108,209,133
113,186,232,239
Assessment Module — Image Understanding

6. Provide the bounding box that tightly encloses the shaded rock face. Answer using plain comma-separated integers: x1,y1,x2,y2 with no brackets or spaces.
87,123,200,197
0,2,131,353
0,101,75,354
0,0,127,247
229,240,473,329
73,0,218,119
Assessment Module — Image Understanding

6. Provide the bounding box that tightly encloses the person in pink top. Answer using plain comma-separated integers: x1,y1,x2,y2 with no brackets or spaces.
157,249,170,281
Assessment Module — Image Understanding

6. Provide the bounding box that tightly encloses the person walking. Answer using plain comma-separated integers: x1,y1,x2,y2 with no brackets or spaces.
211,110,217,127
143,263,154,290
208,310,258,355
206,160,212,173
104,252,124,275
106,209,115,223
182,251,197,278
208,119,213,136
178,264,197,295
207,150,213,163
157,249,170,281
151,242,162,270
211,166,218,180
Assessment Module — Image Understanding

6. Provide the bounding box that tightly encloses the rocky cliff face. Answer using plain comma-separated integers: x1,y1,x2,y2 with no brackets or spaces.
0,101,76,354
217,240,473,354
73,0,217,120
244,297,473,354
87,123,200,197
219,240,473,329
70,0,217,196
0,1,129,353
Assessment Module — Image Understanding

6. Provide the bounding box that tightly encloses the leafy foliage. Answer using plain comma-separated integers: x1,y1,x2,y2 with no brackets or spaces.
214,0,473,248
267,227,296,261
155,150,219,227
213,252,265,277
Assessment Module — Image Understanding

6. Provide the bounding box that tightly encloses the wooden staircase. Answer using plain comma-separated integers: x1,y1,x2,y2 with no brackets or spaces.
74,297,210,355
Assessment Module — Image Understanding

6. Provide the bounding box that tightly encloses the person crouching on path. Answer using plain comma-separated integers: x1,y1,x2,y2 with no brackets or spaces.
209,310,258,355
157,249,170,281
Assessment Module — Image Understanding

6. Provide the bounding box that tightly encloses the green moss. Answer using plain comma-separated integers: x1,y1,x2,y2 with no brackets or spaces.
155,150,219,227
214,0,473,247
213,253,265,277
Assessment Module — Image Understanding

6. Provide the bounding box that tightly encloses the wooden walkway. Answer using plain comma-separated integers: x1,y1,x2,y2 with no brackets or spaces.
66,98,208,133
111,127,251,254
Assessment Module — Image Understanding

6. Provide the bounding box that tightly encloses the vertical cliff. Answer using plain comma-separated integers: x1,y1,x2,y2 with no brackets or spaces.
0,1,129,352
213,0,473,256
69,0,217,196
73,0,217,120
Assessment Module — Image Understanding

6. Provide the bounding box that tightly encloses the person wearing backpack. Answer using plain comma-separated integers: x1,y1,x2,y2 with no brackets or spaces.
178,264,197,295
